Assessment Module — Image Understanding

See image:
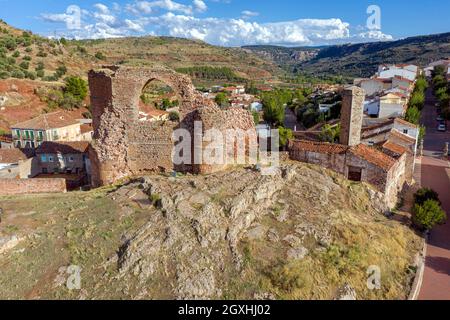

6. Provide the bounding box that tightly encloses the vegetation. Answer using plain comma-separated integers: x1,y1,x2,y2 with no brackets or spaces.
432,65,450,119
278,126,293,148
176,66,244,82
412,188,447,231
413,200,447,231
319,124,341,143
215,92,229,108
405,75,428,125
169,111,180,122
37,76,88,111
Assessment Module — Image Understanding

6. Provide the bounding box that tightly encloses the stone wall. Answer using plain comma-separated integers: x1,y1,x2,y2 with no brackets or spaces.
89,66,255,187
0,178,66,195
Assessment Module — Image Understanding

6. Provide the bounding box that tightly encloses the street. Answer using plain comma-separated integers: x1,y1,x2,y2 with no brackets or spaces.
418,87,450,300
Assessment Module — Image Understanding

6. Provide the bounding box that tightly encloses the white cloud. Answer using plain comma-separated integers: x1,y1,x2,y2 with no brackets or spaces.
94,3,110,14
41,2,393,45
126,0,195,15
193,0,207,13
241,10,259,19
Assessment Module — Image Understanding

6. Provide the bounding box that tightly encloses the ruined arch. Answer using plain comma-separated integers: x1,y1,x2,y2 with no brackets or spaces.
88,65,254,187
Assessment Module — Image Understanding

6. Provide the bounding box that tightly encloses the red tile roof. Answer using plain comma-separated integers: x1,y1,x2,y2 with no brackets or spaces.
382,141,409,157
0,148,29,164
290,140,348,154
36,141,89,154
12,112,79,130
80,124,93,134
349,144,397,171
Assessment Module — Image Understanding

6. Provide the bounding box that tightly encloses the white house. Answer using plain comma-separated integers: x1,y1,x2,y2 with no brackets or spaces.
378,93,407,118
378,68,417,82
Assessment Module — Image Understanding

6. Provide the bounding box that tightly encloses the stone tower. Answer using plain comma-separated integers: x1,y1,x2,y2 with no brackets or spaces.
339,86,365,146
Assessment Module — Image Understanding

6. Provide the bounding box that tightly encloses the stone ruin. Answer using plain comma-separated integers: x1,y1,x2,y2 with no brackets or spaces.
88,66,256,187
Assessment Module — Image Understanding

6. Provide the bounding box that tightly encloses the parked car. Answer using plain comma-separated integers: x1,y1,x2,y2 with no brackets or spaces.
438,124,446,132
437,115,445,121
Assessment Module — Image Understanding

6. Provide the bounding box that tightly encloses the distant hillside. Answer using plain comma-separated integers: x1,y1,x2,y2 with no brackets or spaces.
242,45,321,70
0,20,280,84
244,32,450,78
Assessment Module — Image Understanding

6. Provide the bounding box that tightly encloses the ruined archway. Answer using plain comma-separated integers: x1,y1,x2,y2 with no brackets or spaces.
88,65,254,187
88,66,212,186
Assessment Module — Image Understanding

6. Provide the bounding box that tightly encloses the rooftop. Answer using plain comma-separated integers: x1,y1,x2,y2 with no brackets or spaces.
382,141,410,157
349,144,397,171
390,128,417,144
36,141,90,154
12,111,80,130
290,140,348,154
394,118,418,129
0,148,30,164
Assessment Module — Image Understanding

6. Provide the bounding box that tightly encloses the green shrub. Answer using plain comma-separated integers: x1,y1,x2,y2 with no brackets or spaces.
19,61,29,70
11,70,25,79
95,51,106,60
169,111,180,122
35,61,44,71
413,200,447,231
414,188,441,206
0,71,10,79
23,55,32,61
12,50,20,58
37,50,47,57
36,70,44,78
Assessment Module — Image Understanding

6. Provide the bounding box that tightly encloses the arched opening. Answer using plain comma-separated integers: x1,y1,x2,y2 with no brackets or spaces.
138,78,181,122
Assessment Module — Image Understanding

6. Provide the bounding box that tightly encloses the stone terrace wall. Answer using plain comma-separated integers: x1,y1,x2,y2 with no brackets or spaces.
0,178,66,195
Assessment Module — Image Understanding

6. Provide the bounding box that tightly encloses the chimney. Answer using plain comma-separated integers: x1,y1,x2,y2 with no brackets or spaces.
339,86,365,146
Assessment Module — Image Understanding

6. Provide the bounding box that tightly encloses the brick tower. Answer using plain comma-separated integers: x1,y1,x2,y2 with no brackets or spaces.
339,86,365,146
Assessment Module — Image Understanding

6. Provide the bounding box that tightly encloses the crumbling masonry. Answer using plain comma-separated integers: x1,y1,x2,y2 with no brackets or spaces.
88,66,255,187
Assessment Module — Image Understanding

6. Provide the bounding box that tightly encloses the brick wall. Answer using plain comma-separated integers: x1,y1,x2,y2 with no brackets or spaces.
0,178,67,195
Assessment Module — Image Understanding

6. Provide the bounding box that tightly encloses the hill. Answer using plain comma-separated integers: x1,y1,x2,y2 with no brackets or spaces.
244,32,450,78
0,163,422,299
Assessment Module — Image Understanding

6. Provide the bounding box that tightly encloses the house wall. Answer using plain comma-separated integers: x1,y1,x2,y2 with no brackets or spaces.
384,153,407,208
378,69,416,82
379,102,405,118
36,153,86,174
0,178,66,195
12,123,82,149
361,80,384,96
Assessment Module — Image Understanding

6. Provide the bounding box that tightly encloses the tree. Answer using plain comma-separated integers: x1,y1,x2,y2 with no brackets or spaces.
405,106,421,125
95,52,106,60
64,76,88,102
278,126,293,149
262,93,285,126
215,92,229,107
414,187,441,206
409,91,425,110
319,124,341,143
252,111,260,125
413,200,447,231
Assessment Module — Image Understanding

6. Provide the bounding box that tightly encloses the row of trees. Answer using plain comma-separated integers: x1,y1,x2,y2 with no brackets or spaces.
176,66,244,82
405,75,428,125
432,65,450,119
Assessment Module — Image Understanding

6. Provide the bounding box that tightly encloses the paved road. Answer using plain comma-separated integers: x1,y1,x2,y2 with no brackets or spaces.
417,87,450,300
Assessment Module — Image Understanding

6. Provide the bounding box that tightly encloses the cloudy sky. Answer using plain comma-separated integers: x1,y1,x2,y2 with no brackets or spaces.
2,0,450,46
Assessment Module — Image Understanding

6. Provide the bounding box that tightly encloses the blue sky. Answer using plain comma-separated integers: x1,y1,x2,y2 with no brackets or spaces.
1,0,449,46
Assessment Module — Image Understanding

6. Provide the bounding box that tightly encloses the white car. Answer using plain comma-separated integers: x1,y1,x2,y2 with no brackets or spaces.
438,124,446,132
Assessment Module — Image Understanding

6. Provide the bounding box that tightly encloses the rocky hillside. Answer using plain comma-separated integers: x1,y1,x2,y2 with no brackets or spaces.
0,163,422,299
245,32,450,78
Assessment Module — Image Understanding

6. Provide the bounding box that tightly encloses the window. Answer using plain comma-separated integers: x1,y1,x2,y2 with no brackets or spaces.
42,168,48,174
25,130,30,139
368,141,375,146
68,156,74,162
15,141,21,148
403,129,408,134
38,131,44,141
41,154,47,163
53,167,59,174
15,129,20,138
30,131,35,140
48,155,54,162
